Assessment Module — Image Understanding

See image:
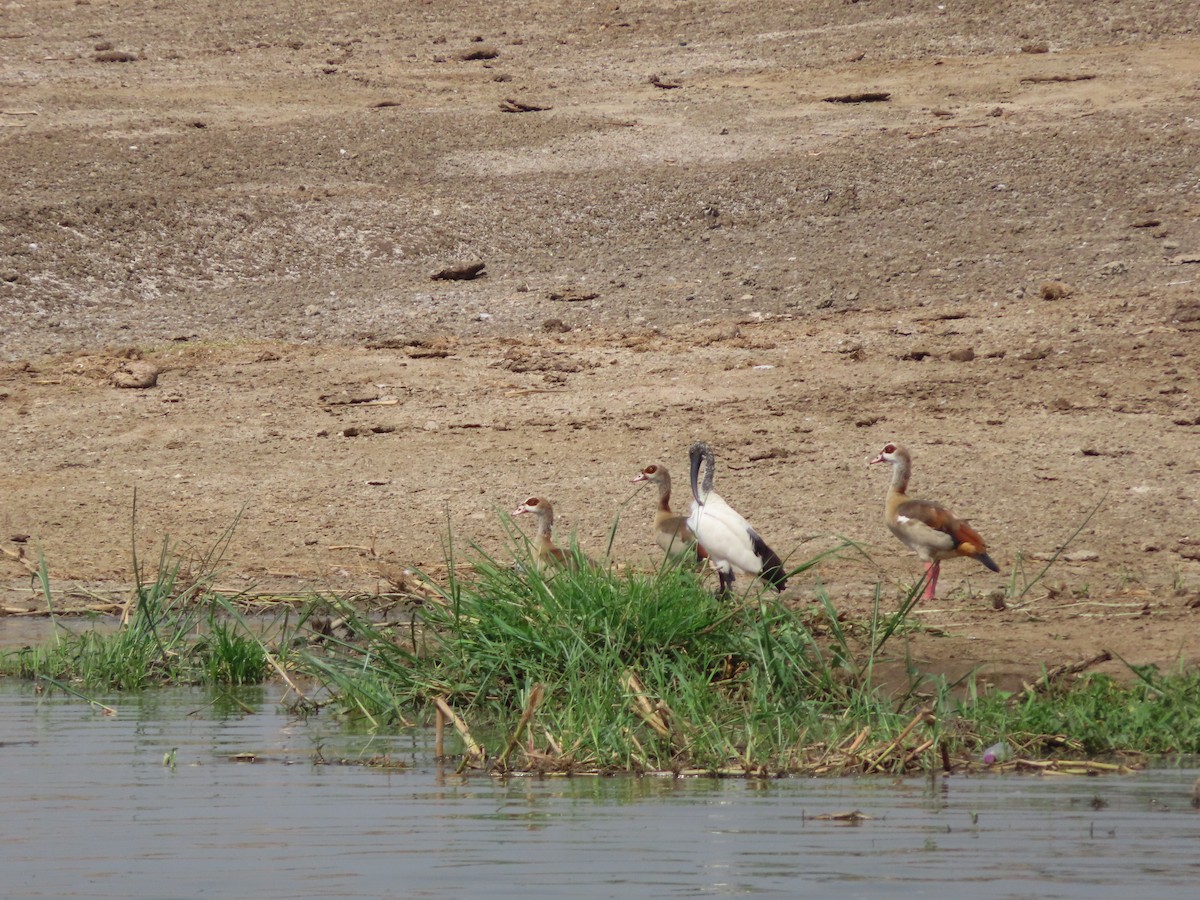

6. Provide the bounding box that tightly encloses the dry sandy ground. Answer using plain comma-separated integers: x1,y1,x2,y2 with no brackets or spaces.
2,1,1199,687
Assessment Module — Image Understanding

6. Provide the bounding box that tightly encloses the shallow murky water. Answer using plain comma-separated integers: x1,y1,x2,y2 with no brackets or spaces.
1,682,1198,899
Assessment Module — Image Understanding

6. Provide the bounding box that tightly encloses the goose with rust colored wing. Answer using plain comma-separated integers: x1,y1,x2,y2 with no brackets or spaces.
512,497,580,570
632,464,707,563
686,442,788,599
870,442,1000,599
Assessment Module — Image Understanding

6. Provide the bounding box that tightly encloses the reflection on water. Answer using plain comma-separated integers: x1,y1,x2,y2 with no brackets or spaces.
1,681,1198,899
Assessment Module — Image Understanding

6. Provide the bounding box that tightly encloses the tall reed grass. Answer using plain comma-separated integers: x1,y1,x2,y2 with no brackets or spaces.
2,520,267,690
7,503,1192,777
289,534,957,774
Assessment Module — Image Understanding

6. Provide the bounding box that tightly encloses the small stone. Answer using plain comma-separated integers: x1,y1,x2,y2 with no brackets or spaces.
1040,281,1074,300
94,49,137,63
110,361,159,389
542,318,571,333
1100,260,1128,276
1063,550,1099,563
458,46,499,61
947,347,975,362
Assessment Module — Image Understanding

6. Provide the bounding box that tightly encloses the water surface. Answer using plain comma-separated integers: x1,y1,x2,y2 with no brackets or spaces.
1,682,1197,899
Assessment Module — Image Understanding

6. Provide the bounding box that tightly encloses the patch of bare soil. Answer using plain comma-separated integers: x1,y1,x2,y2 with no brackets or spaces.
2,2,1199,685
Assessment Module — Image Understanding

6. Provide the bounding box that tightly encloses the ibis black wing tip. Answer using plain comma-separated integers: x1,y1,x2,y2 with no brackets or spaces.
749,531,788,591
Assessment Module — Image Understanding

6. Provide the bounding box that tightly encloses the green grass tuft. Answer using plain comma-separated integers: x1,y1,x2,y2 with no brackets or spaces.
291,535,941,773
961,665,1200,756
1,515,269,691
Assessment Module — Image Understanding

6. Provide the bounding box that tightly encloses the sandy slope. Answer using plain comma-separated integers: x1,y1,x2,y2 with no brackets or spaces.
2,1,1199,682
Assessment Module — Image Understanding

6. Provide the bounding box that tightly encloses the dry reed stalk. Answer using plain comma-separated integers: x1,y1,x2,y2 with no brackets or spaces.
0,545,37,574
119,592,137,626
1024,651,1113,696
497,683,545,767
863,707,934,773
264,650,318,711
622,670,671,738
433,697,485,764
901,738,935,768
2,602,123,616
435,705,445,758
1013,758,1137,776
843,727,870,755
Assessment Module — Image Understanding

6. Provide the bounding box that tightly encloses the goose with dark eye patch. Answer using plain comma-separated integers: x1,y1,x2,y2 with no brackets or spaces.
686,442,788,599
632,464,707,563
512,497,580,570
870,442,1000,600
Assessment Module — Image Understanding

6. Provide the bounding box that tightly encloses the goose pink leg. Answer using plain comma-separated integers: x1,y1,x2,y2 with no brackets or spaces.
923,561,940,600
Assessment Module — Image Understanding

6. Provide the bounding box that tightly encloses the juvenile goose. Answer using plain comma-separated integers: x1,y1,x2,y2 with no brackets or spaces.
686,442,788,598
870,442,1000,600
632,464,706,563
512,497,577,570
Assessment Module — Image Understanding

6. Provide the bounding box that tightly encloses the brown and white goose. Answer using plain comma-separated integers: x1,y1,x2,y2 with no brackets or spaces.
686,442,788,599
512,497,577,570
632,464,707,563
870,442,1000,600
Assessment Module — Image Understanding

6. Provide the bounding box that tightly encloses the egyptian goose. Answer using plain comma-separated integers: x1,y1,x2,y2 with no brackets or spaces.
686,442,788,598
870,442,1000,600
632,464,707,563
512,497,577,570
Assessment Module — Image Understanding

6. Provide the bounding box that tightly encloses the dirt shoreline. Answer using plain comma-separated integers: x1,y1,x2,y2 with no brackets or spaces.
2,2,1199,685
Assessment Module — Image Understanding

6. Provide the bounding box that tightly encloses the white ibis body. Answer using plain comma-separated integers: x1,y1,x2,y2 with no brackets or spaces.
686,442,788,598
